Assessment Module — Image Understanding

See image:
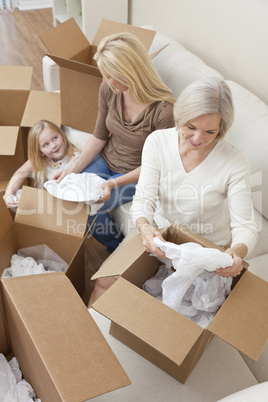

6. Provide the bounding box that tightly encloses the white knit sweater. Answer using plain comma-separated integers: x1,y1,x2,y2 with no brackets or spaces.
131,128,258,255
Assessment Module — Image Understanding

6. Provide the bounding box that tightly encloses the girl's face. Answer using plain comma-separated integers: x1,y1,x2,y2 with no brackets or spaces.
179,113,221,153
39,127,66,161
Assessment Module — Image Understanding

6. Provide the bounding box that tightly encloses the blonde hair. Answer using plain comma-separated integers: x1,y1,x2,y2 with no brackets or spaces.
174,77,234,140
94,32,176,105
27,120,77,187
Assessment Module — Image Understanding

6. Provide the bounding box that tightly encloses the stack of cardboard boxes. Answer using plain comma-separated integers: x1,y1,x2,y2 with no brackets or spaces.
0,18,267,401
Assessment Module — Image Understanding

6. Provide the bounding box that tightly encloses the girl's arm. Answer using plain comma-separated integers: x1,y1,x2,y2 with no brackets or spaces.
4,159,32,207
52,136,107,182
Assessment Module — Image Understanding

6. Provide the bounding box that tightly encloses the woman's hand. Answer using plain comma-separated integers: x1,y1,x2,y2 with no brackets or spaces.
137,219,167,259
97,181,113,203
214,247,243,277
51,167,73,183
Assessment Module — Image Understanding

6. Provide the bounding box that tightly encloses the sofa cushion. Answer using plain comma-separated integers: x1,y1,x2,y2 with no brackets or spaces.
144,26,223,98
217,381,268,402
225,80,268,220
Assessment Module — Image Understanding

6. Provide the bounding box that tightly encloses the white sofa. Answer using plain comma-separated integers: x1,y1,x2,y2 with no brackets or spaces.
42,26,268,401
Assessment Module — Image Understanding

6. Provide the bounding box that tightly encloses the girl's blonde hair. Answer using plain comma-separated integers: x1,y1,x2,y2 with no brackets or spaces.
27,120,76,187
174,77,234,140
94,32,176,105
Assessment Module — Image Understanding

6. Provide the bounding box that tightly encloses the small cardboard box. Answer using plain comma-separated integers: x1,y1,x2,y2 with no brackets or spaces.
0,185,90,297
40,18,157,133
0,272,130,401
0,65,61,193
92,225,268,383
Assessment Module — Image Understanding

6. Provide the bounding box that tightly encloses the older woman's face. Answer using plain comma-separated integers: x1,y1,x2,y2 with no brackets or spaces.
179,113,221,152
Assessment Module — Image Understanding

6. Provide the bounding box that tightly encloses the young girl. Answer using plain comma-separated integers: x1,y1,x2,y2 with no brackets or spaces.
3,120,80,208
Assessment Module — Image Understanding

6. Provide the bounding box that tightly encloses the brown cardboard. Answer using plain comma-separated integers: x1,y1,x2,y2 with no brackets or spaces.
0,272,130,401
92,225,268,383
0,66,61,191
0,185,89,297
40,18,157,133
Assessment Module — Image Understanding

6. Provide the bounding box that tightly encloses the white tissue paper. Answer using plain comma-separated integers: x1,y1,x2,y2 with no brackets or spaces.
0,354,41,402
153,238,233,328
44,172,105,215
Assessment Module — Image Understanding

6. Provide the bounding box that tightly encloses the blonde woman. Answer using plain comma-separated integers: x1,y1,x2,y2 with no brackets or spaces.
53,32,176,253
4,120,79,208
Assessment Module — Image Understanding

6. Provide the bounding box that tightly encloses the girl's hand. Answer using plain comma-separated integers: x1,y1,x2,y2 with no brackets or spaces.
4,194,19,208
139,221,167,259
214,248,243,277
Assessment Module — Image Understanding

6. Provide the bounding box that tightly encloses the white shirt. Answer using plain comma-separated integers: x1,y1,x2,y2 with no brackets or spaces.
131,128,258,254
45,152,80,180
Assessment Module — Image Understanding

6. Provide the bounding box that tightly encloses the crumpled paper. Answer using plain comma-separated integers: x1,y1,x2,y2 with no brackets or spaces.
44,172,105,215
0,354,41,402
153,238,233,328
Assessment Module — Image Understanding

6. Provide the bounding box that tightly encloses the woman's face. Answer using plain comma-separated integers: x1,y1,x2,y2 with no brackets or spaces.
179,113,221,152
104,75,128,93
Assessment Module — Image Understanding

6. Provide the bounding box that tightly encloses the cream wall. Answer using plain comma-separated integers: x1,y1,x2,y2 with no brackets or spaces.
129,0,268,104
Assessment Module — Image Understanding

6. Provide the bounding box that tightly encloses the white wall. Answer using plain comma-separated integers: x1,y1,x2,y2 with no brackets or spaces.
129,0,268,104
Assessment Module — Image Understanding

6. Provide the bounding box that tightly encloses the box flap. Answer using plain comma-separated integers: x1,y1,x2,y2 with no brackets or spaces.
93,277,204,366
40,17,90,59
47,53,102,77
92,19,156,51
1,273,130,401
15,186,89,238
0,127,19,156
92,232,145,279
0,285,10,356
209,271,268,360
0,195,17,274
21,91,61,128
0,66,32,90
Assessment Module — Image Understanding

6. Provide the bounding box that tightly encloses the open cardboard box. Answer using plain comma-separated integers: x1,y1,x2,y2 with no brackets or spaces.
0,65,61,193
0,272,130,401
0,185,91,297
40,18,158,133
91,225,268,383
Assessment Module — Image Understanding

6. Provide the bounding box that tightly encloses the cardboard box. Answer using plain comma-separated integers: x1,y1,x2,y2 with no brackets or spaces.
40,18,157,133
0,65,61,193
91,225,268,383
0,272,130,401
0,185,91,297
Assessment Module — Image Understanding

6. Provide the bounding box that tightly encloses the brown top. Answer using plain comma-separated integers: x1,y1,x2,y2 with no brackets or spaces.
93,82,175,173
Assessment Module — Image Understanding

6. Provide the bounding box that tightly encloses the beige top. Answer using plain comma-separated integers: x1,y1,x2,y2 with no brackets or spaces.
93,82,175,173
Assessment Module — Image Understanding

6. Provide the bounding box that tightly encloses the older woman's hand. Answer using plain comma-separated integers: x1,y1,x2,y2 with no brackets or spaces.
138,220,167,259
214,247,243,277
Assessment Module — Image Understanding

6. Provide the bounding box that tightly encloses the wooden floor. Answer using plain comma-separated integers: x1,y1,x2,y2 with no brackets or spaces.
0,7,54,90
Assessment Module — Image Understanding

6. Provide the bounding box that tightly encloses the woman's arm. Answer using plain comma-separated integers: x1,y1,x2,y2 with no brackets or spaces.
53,136,107,182
4,160,32,207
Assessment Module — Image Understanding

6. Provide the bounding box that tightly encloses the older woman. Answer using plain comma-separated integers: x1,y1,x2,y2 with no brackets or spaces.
132,77,258,277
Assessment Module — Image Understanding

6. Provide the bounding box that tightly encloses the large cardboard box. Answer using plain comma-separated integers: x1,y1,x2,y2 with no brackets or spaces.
40,18,157,133
0,272,130,401
0,65,61,193
0,185,90,297
91,225,268,383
